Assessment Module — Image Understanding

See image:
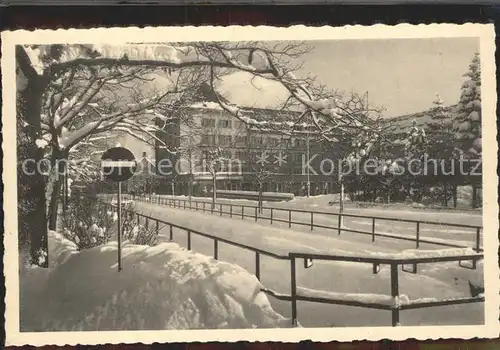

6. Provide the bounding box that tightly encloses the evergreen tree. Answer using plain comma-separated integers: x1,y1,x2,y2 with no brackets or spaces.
427,94,455,160
404,119,428,202
405,119,428,160
454,53,481,158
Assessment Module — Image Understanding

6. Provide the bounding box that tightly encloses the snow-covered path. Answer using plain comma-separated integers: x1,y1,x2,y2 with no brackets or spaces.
131,194,483,251
132,201,484,328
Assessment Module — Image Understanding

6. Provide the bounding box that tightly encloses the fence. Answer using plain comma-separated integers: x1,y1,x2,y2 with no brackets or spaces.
127,193,483,257
102,200,485,327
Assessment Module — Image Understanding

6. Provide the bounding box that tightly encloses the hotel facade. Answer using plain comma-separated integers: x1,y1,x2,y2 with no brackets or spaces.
154,85,347,197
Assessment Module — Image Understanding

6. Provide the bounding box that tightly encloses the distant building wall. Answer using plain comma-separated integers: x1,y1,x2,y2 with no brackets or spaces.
154,105,347,196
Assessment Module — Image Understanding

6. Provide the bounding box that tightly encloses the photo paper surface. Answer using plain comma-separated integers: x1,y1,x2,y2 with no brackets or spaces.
2,24,498,345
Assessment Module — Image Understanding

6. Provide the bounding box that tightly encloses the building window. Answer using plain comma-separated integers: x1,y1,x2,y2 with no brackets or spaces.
201,135,215,145
218,135,232,145
250,136,263,145
221,149,232,158
294,152,303,163
236,150,247,160
233,119,245,129
235,135,247,144
202,118,216,128
218,119,231,128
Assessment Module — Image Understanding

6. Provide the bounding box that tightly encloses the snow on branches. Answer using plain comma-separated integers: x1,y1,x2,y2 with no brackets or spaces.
404,119,427,160
25,42,382,160
454,53,482,158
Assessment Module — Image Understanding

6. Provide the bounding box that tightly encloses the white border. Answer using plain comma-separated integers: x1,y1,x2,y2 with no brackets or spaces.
2,24,499,346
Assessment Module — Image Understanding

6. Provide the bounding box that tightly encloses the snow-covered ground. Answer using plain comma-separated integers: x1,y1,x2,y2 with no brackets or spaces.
20,231,289,331
131,201,485,327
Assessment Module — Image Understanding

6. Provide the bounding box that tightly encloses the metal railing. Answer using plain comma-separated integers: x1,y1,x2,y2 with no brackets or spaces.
102,200,485,327
285,252,484,327
128,193,483,256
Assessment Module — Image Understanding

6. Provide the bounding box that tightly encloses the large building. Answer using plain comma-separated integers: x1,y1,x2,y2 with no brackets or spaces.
154,83,347,196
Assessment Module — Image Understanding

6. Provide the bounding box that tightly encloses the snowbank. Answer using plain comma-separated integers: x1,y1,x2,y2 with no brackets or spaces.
48,230,79,267
20,232,288,331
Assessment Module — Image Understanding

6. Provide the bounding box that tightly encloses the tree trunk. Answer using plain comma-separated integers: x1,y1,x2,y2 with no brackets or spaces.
443,180,448,207
453,183,458,208
188,178,193,204
212,174,217,209
340,179,345,213
16,46,49,267
62,169,69,215
472,182,477,209
258,183,263,214
47,150,68,231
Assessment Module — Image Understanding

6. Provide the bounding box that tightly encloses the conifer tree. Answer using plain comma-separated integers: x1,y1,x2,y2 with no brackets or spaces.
454,53,481,158
427,94,454,160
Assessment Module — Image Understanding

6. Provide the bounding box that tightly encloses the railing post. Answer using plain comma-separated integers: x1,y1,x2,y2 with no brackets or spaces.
213,239,218,260
196,202,198,211
184,201,186,209
416,222,420,248
242,206,244,219
203,202,206,212
255,207,258,222
187,230,191,250
289,210,292,228
137,213,140,226
230,205,233,218
211,203,214,214
156,220,159,235
290,256,298,327
390,263,400,326
475,227,481,252
473,227,481,269
337,214,341,235
255,252,260,280
145,217,149,229
310,212,314,231
220,203,223,216
270,208,273,225
372,217,376,242
169,224,173,241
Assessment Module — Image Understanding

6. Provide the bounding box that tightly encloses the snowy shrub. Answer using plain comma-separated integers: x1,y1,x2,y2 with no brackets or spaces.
124,224,160,246
61,197,114,250
404,196,413,205
374,196,384,204
121,205,159,246
420,196,432,206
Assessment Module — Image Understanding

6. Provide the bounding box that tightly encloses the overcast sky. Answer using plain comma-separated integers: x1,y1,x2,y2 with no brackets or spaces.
221,37,479,118
123,37,480,157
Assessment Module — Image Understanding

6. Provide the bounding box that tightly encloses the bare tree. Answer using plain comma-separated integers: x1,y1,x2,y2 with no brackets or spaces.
202,147,225,209
18,41,380,266
246,132,289,213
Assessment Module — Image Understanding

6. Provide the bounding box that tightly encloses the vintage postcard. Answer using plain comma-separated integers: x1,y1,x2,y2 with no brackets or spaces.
2,24,499,346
